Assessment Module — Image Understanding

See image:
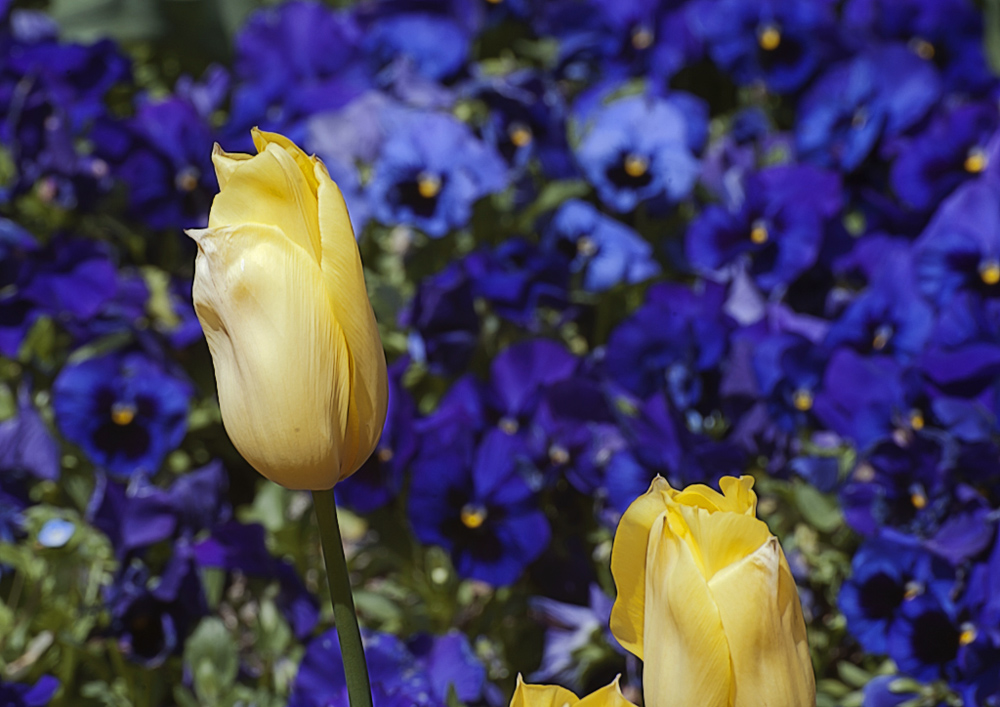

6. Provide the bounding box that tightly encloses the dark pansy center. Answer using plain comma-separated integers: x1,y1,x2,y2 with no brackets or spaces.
858,572,905,619
397,171,444,219
910,609,960,666
607,152,653,190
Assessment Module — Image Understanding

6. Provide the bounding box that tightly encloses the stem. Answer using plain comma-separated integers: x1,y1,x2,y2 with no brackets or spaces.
312,488,373,707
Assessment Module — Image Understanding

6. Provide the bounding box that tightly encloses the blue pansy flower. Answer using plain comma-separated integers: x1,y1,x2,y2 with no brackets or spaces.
841,0,993,93
825,236,933,363
409,428,550,586
337,359,419,513
890,103,998,212
0,387,60,482
529,584,616,689
368,109,507,237
92,95,216,229
686,164,842,292
575,92,704,214
227,1,371,146
0,676,60,707
888,592,963,682
105,547,207,666
914,179,1000,306
53,352,191,477
840,535,954,655
290,628,488,707
468,70,574,178
545,199,660,293
797,44,941,172
400,262,479,376
604,282,731,407
919,294,1000,397
751,331,828,434
687,0,837,93
0,219,41,357
464,238,571,328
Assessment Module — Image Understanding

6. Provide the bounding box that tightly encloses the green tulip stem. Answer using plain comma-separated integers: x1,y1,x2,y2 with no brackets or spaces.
312,488,373,707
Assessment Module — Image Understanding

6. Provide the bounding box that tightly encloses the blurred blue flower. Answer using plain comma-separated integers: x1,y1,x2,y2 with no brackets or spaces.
545,199,659,292
401,262,479,376
368,109,507,236
915,179,1000,306
861,675,929,707
888,592,962,682
840,535,954,655
604,282,731,406
0,219,39,356
687,0,837,93
291,628,488,707
53,352,191,477
92,95,216,229
797,44,941,172
106,546,207,666
687,164,842,291
464,238,571,327
890,103,998,212
529,584,615,688
409,428,550,585
575,93,704,213
0,676,60,707
0,387,60,482
227,1,371,145
361,10,472,83
752,331,828,434
37,517,75,548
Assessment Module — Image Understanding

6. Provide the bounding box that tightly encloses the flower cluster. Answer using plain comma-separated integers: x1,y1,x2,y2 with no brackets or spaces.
2,0,1000,704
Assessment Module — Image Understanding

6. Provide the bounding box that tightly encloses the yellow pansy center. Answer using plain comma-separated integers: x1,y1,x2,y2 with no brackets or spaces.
632,25,654,50
965,147,988,174
549,445,570,465
960,623,978,645
417,172,442,199
623,153,649,178
904,581,924,600
979,258,1000,285
377,447,394,463
499,416,519,434
460,503,488,529
577,235,598,256
911,488,927,509
111,402,136,426
872,323,893,351
750,219,769,244
909,410,924,431
910,37,935,60
792,388,813,412
175,167,200,192
509,122,533,148
758,24,781,51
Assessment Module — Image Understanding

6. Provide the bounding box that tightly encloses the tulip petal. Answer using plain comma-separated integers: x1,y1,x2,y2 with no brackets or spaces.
316,164,388,477
610,476,675,659
510,675,579,707
672,475,756,516
670,503,772,581
190,223,350,490
643,512,732,707
211,143,253,190
707,538,816,707
576,677,637,707
252,128,322,195
208,142,323,264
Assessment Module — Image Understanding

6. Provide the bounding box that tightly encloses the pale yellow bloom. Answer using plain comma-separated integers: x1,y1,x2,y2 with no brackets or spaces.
188,129,388,490
610,476,815,707
510,675,635,707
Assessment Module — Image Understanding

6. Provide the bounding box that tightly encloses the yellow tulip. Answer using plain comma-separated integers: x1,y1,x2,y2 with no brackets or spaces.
610,476,814,707
187,129,388,490
510,675,635,707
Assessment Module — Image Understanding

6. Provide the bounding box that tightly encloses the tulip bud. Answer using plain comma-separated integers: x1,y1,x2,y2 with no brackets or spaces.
188,129,388,490
510,675,635,707
610,476,815,707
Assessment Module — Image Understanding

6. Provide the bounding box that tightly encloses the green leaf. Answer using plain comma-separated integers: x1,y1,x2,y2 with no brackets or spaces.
50,0,166,43
986,0,1000,76
184,617,239,704
792,481,843,533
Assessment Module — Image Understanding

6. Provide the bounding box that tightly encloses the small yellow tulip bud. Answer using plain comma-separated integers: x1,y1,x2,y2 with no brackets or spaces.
188,129,388,490
609,476,815,707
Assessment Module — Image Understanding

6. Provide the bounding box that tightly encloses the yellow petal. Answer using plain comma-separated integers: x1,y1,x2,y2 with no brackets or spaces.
707,537,816,707
211,143,253,190
576,677,637,707
208,142,323,264
609,476,675,659
671,475,756,516
669,503,772,581
315,163,389,478
510,675,579,707
643,513,732,707
189,223,349,490
252,128,322,195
